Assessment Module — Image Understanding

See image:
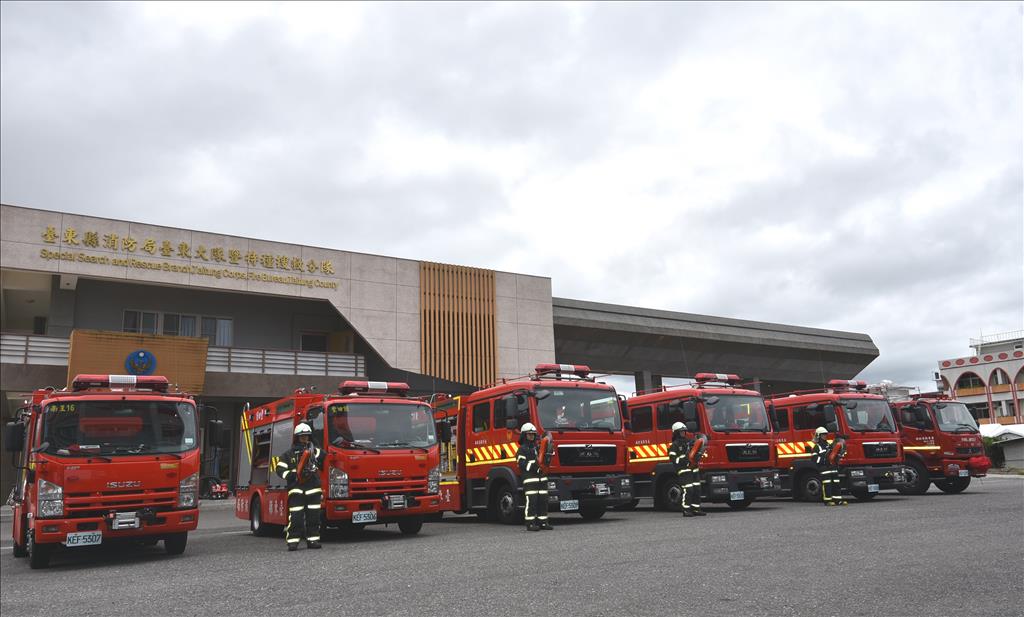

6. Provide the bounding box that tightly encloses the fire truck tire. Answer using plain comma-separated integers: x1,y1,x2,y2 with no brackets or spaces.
795,471,821,502
657,477,683,512
613,499,640,511
726,498,753,509
897,459,931,495
164,532,188,555
250,495,273,536
492,482,521,525
12,523,27,558
398,517,424,535
935,476,971,494
425,512,444,522
28,532,51,569
579,504,606,520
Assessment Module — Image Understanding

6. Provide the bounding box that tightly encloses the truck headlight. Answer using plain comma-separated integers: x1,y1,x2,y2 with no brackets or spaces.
849,470,865,478
329,467,349,499
37,479,63,518
178,472,199,508
547,481,557,490
710,475,727,483
427,466,440,494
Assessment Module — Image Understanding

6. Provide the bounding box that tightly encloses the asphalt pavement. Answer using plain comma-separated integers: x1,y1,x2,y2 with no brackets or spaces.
1,476,1022,617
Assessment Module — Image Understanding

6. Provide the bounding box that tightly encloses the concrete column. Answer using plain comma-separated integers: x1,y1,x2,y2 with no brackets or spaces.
46,275,76,338
634,371,663,396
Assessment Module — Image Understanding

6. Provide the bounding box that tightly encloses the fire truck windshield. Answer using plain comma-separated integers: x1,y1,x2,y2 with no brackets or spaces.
41,400,198,456
327,403,437,449
933,402,979,433
840,399,896,433
705,395,770,433
536,388,621,431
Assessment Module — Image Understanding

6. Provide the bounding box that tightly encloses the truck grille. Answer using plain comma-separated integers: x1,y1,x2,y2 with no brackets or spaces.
557,445,616,467
956,447,982,455
349,478,427,498
863,442,898,459
725,444,771,462
64,488,177,516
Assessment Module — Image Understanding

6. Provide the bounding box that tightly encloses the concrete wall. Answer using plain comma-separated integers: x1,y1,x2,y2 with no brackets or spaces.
495,272,556,379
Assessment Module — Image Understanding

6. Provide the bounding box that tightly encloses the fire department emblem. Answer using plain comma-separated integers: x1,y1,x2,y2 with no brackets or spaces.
125,349,157,376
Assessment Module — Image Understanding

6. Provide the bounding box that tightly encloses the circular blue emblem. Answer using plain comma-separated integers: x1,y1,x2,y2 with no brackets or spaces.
125,349,157,376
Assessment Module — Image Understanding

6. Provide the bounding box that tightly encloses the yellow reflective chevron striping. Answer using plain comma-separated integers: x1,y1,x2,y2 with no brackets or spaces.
465,442,519,467
629,443,670,462
241,412,253,463
904,445,940,451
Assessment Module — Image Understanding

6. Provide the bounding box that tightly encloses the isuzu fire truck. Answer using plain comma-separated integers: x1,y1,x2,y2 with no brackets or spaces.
431,364,633,523
4,375,224,569
623,373,781,510
768,379,910,501
234,381,441,536
892,395,990,494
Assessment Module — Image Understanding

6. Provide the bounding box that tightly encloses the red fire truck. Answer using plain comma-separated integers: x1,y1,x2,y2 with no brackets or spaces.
768,379,909,501
234,381,441,537
431,364,633,523
4,375,224,569
892,395,990,494
623,373,781,510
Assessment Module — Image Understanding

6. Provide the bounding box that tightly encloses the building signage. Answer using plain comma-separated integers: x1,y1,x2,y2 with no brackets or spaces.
36,225,338,290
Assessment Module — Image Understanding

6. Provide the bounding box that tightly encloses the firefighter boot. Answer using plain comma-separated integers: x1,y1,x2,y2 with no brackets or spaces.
307,541,322,549
694,508,707,516
682,509,695,518
527,522,540,532
288,544,298,552
539,521,554,530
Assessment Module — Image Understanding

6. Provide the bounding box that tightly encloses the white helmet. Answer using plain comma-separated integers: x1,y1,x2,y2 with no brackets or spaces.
294,422,312,436
814,426,828,436
671,421,685,433
521,422,537,434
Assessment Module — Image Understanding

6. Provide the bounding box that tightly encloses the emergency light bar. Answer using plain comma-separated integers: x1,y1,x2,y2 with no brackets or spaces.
534,363,591,378
339,381,410,396
827,379,868,392
694,373,742,385
71,374,170,392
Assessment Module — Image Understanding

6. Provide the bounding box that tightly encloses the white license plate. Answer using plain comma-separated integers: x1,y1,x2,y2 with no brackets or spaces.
594,484,610,496
560,500,579,512
352,511,378,524
868,484,879,493
729,491,745,501
65,531,102,547
958,470,969,477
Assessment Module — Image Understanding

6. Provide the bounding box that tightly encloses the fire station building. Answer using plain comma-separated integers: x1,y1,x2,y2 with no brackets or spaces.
0,203,880,492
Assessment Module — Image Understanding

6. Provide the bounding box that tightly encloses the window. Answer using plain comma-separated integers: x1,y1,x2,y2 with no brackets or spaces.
123,310,158,334
899,405,932,430
163,314,197,337
793,404,837,432
630,406,653,433
201,317,233,346
770,407,790,432
472,403,491,433
301,333,328,352
655,401,695,430
493,399,509,430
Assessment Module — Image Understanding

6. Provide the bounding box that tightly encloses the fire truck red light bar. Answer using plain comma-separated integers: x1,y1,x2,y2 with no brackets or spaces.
339,381,410,395
534,363,591,377
828,379,867,391
694,373,742,384
71,374,170,392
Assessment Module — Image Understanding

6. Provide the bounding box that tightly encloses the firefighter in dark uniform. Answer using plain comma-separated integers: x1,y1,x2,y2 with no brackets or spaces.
516,423,552,531
810,426,847,506
668,421,707,517
276,422,326,550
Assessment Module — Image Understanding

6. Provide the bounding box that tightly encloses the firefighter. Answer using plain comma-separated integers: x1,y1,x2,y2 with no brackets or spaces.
668,421,707,517
516,423,552,531
810,426,847,506
276,422,326,550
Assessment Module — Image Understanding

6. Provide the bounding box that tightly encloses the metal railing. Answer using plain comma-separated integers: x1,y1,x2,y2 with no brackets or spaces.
0,334,70,366
206,346,366,377
970,330,1024,347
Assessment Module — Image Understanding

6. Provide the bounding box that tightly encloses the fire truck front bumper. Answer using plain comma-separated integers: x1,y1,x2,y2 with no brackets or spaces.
325,495,441,524
32,508,199,544
545,474,633,507
940,456,991,478
843,465,909,493
704,469,782,502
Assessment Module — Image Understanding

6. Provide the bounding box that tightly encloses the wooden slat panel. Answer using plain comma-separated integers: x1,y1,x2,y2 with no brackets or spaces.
419,262,496,387
67,330,208,393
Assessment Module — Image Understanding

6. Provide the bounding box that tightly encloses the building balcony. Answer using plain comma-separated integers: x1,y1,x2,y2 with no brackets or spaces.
0,333,70,366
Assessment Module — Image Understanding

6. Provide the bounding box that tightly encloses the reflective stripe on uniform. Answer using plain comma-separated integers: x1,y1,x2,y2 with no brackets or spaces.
289,506,304,512
289,489,303,495
306,536,320,542
307,504,321,510
305,488,322,495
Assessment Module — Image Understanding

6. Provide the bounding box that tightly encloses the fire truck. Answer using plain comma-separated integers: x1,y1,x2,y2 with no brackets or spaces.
234,381,441,537
891,395,990,494
431,364,633,523
768,379,910,501
3,375,225,569
623,373,781,510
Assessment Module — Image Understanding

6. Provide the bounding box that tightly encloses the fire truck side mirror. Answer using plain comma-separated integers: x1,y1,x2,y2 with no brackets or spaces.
3,422,25,453
207,420,228,448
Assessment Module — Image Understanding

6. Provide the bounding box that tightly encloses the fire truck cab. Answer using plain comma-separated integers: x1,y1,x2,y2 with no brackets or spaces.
624,373,781,511
4,375,225,569
234,381,441,537
892,395,990,494
431,364,633,523
769,379,910,501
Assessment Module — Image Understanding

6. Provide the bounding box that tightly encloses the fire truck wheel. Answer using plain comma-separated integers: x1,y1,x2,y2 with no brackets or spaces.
425,512,444,522
796,471,821,502
27,532,51,569
492,483,521,525
613,499,640,511
657,477,683,512
726,498,753,509
398,517,424,535
897,459,931,495
935,476,971,494
250,495,272,536
12,524,28,558
579,504,606,520
164,532,188,555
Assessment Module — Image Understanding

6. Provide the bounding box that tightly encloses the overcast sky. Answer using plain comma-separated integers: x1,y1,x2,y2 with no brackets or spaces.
1,1,1021,391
